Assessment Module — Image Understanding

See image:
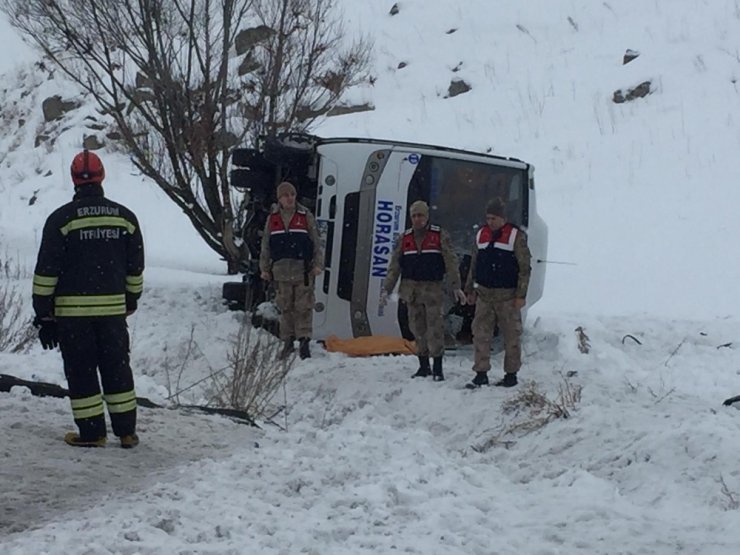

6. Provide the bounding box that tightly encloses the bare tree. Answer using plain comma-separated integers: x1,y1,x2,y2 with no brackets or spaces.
2,0,371,273
206,319,293,419
0,256,36,353
242,0,372,138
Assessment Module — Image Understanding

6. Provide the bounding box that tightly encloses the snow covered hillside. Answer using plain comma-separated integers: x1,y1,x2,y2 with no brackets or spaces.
3,1,740,553
324,0,740,320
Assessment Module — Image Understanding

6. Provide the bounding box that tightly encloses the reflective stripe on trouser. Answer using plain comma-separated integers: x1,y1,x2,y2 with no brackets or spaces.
104,390,137,414
70,394,105,420
275,279,315,340
471,288,523,374
401,280,446,358
58,317,137,438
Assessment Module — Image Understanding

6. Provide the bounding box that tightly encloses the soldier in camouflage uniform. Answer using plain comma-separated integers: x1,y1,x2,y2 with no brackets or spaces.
384,200,466,381
260,182,323,360
465,197,531,388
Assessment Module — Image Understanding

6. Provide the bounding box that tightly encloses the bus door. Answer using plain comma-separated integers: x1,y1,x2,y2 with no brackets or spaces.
312,142,397,339
312,155,338,329
363,150,419,337
330,148,407,338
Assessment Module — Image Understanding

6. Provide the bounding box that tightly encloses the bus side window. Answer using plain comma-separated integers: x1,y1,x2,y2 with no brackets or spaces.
323,221,335,295
321,195,337,295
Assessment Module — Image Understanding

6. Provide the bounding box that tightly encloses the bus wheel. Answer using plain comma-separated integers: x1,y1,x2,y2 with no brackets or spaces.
251,310,280,339
223,282,247,311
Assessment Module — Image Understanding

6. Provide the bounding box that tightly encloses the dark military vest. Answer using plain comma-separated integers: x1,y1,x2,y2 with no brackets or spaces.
268,209,313,262
474,223,520,289
399,225,445,282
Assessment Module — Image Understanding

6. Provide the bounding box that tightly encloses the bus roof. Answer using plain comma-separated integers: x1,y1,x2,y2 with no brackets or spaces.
314,136,528,166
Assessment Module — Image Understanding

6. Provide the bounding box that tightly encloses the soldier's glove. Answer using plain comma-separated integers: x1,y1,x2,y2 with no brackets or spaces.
454,289,467,305
32,316,59,350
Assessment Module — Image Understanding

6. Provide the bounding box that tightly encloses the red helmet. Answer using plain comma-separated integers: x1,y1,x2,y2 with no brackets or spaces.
70,150,105,186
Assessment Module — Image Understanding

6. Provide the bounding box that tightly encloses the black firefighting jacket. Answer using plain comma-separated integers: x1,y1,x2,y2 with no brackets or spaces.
32,185,145,318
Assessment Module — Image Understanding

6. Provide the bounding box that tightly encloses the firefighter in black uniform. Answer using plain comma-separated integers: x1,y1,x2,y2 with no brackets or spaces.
32,150,145,448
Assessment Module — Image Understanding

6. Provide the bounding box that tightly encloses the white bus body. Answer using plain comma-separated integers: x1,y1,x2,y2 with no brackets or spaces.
226,134,547,344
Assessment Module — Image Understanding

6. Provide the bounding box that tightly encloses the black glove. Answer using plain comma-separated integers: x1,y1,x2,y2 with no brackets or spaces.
33,316,59,350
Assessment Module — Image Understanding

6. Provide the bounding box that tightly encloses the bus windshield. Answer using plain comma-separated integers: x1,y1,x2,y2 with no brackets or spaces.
405,156,529,255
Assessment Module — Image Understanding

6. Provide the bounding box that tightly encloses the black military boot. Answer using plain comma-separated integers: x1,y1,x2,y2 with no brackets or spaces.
494,373,518,387
412,356,431,378
298,337,311,360
465,371,489,389
279,336,295,360
432,356,444,381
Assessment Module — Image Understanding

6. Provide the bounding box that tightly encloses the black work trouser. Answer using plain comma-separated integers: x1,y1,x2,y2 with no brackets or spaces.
57,317,136,439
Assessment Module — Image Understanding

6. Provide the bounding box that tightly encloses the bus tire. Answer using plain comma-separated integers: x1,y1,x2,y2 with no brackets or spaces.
223,282,248,311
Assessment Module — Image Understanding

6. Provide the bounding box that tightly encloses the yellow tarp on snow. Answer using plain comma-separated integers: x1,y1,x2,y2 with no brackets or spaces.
324,335,417,356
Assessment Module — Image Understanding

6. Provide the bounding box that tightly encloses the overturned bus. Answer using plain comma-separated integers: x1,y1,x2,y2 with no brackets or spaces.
223,133,547,344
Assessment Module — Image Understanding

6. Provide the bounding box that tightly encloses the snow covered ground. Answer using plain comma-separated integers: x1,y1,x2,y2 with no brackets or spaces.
3,1,740,553
4,300,740,554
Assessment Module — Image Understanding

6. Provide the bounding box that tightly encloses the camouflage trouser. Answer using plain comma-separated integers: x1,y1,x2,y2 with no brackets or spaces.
471,287,522,374
275,279,314,340
401,280,445,358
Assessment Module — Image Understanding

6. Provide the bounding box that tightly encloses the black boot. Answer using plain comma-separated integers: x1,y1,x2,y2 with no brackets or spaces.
465,371,489,389
432,356,444,381
279,336,295,360
298,337,311,360
494,373,518,387
412,356,431,378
